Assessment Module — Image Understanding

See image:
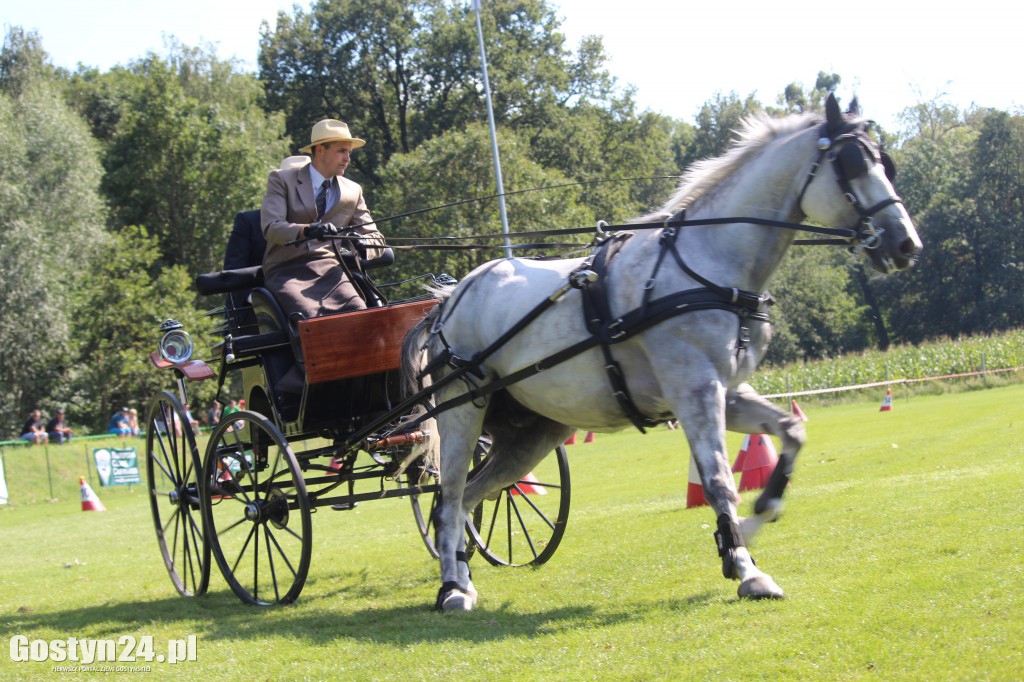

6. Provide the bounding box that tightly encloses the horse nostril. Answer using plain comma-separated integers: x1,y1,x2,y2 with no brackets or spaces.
899,238,921,259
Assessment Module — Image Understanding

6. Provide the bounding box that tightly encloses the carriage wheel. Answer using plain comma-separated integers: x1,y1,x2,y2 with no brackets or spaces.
409,437,571,566
200,411,312,606
407,458,441,559
146,391,209,597
466,439,571,567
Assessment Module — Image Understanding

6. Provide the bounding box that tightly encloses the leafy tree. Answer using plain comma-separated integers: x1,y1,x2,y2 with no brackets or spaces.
763,247,871,364
67,226,215,433
82,42,287,277
681,92,763,169
259,0,620,190
775,71,842,115
374,122,594,298
0,27,107,437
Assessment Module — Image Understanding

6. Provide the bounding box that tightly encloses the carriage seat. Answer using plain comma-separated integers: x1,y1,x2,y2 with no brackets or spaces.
195,265,264,296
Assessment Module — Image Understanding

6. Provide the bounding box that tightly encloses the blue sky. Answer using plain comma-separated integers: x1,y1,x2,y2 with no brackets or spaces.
4,0,1018,132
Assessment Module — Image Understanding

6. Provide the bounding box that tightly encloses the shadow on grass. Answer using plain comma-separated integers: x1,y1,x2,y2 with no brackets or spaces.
12,582,723,646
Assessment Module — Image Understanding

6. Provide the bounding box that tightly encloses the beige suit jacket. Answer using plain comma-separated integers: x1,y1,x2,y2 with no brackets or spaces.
260,165,386,272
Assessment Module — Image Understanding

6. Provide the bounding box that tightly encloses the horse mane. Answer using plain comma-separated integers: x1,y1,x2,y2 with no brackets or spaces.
637,111,821,221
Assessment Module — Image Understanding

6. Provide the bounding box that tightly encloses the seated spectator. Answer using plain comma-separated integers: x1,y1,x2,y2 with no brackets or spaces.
128,408,140,437
20,409,49,445
108,407,132,439
46,408,73,444
183,403,200,432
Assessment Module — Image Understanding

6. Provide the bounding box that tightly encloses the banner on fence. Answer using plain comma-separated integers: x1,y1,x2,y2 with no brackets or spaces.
93,447,141,487
0,455,8,504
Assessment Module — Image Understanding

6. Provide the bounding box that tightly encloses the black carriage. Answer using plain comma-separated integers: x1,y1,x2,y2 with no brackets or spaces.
145,255,571,606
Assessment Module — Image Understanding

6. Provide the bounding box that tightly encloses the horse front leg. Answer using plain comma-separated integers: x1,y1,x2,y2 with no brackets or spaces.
433,406,486,612
677,381,785,600
725,382,806,543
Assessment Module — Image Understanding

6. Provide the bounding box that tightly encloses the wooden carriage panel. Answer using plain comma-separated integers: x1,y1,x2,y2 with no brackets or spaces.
299,299,439,384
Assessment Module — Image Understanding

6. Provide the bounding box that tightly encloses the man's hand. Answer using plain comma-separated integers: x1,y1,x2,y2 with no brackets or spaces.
305,222,339,240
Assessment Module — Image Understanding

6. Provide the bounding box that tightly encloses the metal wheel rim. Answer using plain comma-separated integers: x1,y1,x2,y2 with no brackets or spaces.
466,442,571,567
146,391,209,597
200,410,312,606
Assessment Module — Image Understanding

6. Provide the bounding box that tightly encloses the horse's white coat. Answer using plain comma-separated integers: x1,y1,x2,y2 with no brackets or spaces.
403,99,921,610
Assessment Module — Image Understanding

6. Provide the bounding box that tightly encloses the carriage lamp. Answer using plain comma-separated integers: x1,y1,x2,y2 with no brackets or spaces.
159,319,194,363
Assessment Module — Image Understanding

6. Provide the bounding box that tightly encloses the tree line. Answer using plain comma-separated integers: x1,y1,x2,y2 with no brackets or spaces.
1,0,1021,437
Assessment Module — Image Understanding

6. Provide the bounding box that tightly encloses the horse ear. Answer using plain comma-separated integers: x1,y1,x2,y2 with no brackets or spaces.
847,96,861,117
823,92,839,121
825,93,842,132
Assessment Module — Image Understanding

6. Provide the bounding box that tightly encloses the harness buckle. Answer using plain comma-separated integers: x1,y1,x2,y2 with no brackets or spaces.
606,319,627,340
644,278,656,290
570,269,598,289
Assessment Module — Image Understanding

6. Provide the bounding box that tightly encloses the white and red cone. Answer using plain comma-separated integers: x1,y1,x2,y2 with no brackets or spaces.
80,476,106,512
510,472,547,496
738,435,779,492
686,454,707,508
879,388,893,412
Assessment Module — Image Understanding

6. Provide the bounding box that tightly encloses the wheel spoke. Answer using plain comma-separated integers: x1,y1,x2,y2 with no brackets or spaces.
203,411,311,606
147,392,209,598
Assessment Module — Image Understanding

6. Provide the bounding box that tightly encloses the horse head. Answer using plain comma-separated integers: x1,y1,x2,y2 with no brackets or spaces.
798,94,922,273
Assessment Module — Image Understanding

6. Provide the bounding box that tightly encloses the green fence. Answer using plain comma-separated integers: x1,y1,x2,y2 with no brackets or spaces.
0,433,147,505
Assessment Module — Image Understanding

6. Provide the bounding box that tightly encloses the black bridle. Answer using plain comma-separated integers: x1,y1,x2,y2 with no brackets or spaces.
795,124,903,251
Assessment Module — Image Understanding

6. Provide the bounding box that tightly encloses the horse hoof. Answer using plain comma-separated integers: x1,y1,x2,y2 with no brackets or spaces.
738,574,785,600
439,589,477,612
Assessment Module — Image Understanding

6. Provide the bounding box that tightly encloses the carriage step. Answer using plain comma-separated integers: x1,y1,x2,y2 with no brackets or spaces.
330,501,359,511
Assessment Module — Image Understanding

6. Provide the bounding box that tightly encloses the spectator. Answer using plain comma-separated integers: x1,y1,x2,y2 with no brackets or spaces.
222,399,241,432
20,409,49,445
183,404,200,432
46,408,73,444
128,408,140,437
108,407,132,439
207,401,222,428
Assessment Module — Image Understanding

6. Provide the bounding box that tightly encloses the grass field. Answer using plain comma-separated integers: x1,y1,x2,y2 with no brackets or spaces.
1,384,1022,680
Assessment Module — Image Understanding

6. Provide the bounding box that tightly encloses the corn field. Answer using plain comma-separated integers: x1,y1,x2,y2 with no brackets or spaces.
752,328,1024,396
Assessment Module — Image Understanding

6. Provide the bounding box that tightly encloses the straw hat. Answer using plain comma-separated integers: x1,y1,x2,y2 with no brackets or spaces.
298,119,366,153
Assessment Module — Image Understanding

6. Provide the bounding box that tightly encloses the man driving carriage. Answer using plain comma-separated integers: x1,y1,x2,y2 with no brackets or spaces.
261,119,388,320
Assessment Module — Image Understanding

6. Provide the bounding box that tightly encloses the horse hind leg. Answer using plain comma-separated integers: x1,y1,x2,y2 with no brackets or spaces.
465,402,574,509
725,382,806,543
433,403,487,612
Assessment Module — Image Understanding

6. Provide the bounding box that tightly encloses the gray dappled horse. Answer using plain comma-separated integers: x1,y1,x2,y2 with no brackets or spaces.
402,95,922,611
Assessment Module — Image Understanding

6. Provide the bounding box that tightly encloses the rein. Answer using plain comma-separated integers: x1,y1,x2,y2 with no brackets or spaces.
373,216,859,253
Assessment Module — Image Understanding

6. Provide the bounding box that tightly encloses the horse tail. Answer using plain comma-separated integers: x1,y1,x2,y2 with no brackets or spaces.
399,288,452,480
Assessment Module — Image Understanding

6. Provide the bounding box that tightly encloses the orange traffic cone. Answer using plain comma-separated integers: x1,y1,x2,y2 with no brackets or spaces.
738,435,779,492
80,477,106,512
791,399,808,421
583,431,595,443
564,432,577,445
879,388,893,412
686,454,707,508
510,472,548,496
732,434,750,473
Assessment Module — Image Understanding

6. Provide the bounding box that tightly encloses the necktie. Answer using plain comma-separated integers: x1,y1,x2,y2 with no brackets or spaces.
315,179,331,219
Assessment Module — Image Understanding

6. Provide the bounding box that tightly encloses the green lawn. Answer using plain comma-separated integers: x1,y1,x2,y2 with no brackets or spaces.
1,385,1022,680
